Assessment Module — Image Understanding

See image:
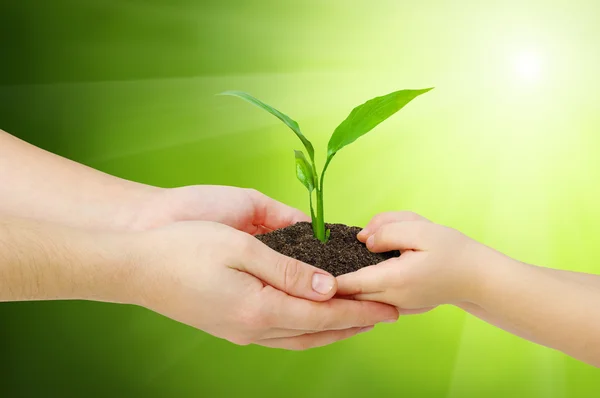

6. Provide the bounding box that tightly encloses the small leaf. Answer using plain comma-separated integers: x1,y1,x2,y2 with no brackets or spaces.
219,91,315,161
327,88,433,158
294,150,315,192
325,228,331,242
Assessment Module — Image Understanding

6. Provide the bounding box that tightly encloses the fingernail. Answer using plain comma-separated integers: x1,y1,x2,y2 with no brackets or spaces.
366,235,375,249
359,326,374,334
383,319,397,324
358,228,370,237
312,273,335,295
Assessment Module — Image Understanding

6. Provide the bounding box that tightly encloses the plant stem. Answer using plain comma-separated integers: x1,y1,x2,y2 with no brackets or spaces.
309,158,324,241
314,155,334,243
315,187,325,241
308,191,317,237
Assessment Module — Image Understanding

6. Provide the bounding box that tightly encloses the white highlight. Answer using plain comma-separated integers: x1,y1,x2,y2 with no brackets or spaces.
512,51,543,82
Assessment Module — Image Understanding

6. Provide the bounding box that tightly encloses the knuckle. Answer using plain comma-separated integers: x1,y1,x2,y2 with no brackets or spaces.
276,256,304,292
369,212,389,224
373,211,421,225
376,223,396,243
397,211,421,221
409,221,432,243
370,211,396,227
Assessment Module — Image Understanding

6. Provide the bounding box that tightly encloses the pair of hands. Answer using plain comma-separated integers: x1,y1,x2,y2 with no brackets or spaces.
125,185,399,350
6,131,600,364
127,185,485,350
1,131,479,350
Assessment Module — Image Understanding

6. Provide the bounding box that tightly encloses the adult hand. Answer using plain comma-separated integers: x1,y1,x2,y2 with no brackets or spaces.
0,131,305,234
133,185,309,234
128,221,399,350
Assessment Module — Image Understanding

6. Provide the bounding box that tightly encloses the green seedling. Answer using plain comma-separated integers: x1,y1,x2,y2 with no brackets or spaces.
220,87,433,243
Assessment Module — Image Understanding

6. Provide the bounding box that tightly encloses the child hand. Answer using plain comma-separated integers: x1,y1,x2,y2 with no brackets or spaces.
337,212,489,310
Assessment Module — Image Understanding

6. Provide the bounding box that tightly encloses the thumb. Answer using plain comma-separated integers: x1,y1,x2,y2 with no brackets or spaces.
238,239,337,301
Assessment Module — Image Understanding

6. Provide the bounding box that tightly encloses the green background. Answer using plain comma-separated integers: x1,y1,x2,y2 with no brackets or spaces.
1,0,599,396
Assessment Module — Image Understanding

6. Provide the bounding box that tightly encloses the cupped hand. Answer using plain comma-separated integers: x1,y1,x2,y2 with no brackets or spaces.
338,211,486,311
127,221,399,350
134,185,309,234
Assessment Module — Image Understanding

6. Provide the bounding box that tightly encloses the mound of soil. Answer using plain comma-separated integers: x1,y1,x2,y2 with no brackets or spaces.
256,222,399,277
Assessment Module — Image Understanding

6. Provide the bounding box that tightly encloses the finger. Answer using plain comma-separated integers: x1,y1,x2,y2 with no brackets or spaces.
365,221,432,253
397,306,437,315
349,296,437,317
337,295,437,316
238,241,337,301
336,259,400,296
256,327,370,350
266,288,398,330
349,296,436,316
358,211,430,242
260,328,320,339
246,189,311,230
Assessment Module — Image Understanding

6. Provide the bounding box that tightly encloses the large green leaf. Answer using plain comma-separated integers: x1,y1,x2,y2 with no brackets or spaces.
327,88,433,158
294,150,315,191
219,91,315,161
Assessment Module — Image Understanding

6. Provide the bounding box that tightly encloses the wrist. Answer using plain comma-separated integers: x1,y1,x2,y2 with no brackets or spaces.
437,231,493,305
110,184,166,231
460,241,522,307
112,226,177,309
52,228,142,304
80,230,145,305
0,218,141,304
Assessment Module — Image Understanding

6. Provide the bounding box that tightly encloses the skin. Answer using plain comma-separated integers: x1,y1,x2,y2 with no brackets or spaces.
0,130,399,349
337,211,600,367
0,130,310,233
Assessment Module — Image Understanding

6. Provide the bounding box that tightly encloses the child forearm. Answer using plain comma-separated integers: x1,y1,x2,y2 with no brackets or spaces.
459,267,600,347
467,249,600,367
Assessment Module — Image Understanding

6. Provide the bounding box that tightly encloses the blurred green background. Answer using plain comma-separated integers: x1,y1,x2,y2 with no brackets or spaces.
1,0,599,396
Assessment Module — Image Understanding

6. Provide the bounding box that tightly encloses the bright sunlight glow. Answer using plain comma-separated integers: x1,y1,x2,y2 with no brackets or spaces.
512,51,543,82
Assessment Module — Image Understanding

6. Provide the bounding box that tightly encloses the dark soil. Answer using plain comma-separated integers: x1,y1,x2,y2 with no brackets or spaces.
255,222,400,277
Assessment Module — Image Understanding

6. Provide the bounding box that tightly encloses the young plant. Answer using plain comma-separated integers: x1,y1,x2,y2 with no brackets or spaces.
220,88,433,243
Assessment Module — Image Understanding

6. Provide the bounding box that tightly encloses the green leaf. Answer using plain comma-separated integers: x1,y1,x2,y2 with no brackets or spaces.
325,228,331,242
219,91,315,161
294,150,315,191
327,88,433,158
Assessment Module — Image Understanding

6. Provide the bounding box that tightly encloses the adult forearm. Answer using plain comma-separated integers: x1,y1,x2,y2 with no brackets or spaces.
0,216,133,303
469,250,600,367
0,130,159,230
